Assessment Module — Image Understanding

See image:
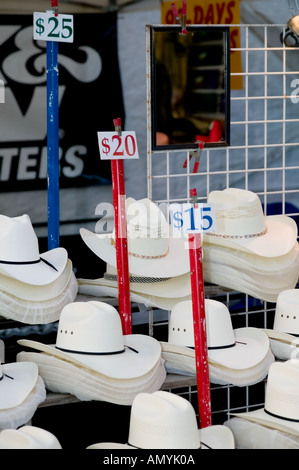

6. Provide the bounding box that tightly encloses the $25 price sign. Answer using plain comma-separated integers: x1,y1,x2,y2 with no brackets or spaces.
170,203,216,235
33,11,74,43
98,131,139,160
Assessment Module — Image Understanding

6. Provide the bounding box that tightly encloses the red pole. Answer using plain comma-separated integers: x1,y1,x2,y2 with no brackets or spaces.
188,188,212,428
111,118,132,335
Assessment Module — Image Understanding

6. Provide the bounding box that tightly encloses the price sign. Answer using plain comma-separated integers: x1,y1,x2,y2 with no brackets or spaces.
98,131,139,160
170,203,216,235
33,12,74,43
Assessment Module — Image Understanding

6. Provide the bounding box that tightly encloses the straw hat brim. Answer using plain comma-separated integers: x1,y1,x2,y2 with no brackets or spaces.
263,329,299,360
0,259,73,301
203,215,297,257
77,283,191,310
203,242,299,273
0,362,38,410
0,270,78,324
160,327,270,370
203,268,298,303
86,425,235,449
0,247,68,285
17,351,167,405
161,348,274,387
77,270,191,299
18,335,162,380
79,228,190,278
225,417,299,449
231,408,299,437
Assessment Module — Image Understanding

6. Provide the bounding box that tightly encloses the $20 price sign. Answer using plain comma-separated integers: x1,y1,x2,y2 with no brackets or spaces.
98,131,139,160
33,12,74,43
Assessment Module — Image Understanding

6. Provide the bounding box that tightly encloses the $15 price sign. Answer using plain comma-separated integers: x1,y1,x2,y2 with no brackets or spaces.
98,131,139,160
170,203,216,235
33,12,74,43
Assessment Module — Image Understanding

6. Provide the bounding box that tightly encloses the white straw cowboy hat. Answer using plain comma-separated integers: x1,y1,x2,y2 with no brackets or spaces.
203,188,297,257
86,391,235,449
0,214,67,285
80,197,190,278
231,359,299,437
0,426,62,449
18,300,163,380
0,360,39,410
264,289,299,360
161,299,271,370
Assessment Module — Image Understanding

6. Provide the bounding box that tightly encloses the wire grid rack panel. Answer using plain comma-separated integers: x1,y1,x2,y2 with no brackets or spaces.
146,23,299,423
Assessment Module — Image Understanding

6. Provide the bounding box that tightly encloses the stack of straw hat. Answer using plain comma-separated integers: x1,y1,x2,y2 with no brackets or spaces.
0,357,46,431
202,188,299,302
87,390,235,449
0,214,78,324
160,299,274,387
17,300,166,406
78,197,191,310
224,359,299,448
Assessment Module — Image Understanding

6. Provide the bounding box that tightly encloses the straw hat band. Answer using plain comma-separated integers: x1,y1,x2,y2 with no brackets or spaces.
0,257,58,271
110,238,169,260
0,372,14,381
264,408,299,423
188,343,237,350
104,273,171,283
55,344,139,356
205,227,267,240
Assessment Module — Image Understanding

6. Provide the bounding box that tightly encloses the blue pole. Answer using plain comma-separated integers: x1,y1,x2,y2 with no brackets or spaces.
46,39,60,250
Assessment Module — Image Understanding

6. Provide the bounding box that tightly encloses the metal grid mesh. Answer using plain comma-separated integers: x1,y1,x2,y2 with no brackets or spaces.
146,23,299,423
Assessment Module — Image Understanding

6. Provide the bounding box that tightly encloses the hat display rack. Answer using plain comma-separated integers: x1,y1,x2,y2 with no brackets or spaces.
2,0,299,452
145,6,299,450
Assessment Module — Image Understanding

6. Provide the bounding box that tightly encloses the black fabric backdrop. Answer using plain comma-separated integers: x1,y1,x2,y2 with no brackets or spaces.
0,12,124,192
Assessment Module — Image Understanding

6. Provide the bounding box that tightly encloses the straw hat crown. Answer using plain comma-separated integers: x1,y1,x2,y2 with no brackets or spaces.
168,299,235,349
128,391,201,449
273,289,299,336
265,360,299,421
0,426,62,449
55,301,124,354
0,214,39,262
207,188,266,238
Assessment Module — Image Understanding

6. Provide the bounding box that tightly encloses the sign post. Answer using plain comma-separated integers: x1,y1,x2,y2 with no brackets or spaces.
170,188,215,428
98,119,140,335
46,31,59,250
188,188,212,428
33,1,74,250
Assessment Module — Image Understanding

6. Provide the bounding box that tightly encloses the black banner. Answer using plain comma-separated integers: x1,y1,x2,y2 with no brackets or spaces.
0,12,124,192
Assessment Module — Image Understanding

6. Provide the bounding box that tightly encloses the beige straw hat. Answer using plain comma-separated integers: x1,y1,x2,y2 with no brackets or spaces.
0,214,67,285
203,188,297,257
0,426,62,449
80,198,190,278
86,391,235,449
